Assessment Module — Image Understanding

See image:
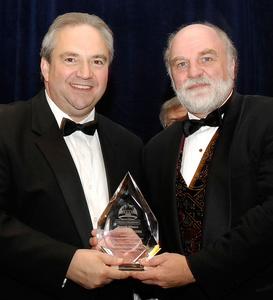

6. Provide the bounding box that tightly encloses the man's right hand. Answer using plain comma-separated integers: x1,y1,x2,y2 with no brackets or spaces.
66,249,130,289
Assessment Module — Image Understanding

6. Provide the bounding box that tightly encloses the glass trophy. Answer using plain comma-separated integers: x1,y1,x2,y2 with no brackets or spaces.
96,172,160,271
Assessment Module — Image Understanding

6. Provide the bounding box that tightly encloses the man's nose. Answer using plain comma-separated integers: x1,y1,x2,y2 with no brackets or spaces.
77,62,93,78
187,62,203,78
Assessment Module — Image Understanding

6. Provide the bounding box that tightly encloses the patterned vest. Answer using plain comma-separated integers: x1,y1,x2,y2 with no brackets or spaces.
176,130,219,256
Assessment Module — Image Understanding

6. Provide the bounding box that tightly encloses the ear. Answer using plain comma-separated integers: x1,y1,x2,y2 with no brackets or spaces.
40,57,50,82
230,58,236,80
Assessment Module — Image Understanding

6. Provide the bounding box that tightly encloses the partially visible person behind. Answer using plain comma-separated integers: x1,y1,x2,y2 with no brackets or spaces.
159,96,187,128
131,22,273,299
0,12,144,299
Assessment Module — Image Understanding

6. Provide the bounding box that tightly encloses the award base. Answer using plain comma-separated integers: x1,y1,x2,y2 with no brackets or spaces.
119,263,144,271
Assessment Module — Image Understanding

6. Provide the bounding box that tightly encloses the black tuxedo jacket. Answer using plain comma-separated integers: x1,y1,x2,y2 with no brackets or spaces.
0,91,143,299
143,92,273,299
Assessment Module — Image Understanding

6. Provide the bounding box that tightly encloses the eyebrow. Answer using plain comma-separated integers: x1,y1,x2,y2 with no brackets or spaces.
59,52,79,60
92,54,108,62
60,52,108,61
170,56,188,65
199,49,218,56
170,48,218,65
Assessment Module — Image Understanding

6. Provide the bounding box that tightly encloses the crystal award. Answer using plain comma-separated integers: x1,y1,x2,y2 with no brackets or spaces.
97,172,160,271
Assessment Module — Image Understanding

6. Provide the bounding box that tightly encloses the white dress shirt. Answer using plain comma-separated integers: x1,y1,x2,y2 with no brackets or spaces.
45,91,109,228
181,114,218,186
181,91,233,186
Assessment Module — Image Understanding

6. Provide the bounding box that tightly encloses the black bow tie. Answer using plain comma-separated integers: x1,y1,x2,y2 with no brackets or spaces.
182,100,230,137
61,118,98,136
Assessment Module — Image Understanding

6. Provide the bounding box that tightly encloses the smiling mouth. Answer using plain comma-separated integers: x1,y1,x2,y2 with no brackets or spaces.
70,83,94,90
187,83,210,90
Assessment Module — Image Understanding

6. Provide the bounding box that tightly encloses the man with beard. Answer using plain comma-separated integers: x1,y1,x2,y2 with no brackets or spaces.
131,22,273,299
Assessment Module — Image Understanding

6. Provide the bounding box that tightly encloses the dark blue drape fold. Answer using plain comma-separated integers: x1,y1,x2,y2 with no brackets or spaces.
1,0,273,142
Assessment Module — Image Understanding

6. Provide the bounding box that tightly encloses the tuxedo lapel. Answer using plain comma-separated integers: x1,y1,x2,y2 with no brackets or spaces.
202,93,243,246
31,92,92,248
155,122,185,251
167,124,186,251
96,114,124,198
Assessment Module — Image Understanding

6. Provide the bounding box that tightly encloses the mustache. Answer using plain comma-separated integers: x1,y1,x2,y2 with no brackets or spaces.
182,77,212,90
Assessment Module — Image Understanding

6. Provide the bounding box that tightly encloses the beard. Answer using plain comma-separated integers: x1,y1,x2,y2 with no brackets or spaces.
175,75,234,115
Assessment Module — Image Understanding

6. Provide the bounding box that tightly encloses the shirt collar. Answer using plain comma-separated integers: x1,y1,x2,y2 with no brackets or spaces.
45,89,95,128
187,89,233,120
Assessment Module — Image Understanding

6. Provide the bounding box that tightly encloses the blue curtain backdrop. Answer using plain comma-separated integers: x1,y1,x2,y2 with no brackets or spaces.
1,0,273,142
